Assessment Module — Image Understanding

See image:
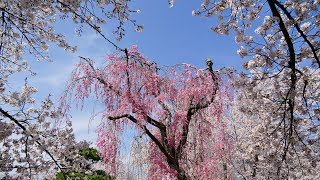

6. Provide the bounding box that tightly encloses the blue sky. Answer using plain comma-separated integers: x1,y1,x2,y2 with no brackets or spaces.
17,1,245,144
121,0,244,68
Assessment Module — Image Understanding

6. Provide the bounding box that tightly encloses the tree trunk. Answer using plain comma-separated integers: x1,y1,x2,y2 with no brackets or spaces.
166,157,189,180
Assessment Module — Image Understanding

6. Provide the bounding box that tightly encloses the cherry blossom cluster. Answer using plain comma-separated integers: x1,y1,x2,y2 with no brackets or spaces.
0,0,139,78
0,82,106,178
228,67,320,179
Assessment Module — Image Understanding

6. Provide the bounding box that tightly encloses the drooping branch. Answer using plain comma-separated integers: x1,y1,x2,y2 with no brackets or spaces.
78,56,122,96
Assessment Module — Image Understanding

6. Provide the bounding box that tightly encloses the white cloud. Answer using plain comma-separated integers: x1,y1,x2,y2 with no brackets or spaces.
69,109,102,143
29,31,112,143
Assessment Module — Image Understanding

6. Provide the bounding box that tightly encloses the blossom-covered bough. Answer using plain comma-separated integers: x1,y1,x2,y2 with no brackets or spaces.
62,46,234,179
0,0,139,77
190,0,320,178
0,84,79,178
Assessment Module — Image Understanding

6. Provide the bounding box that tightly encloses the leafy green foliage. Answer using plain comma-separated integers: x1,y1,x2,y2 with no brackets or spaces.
79,147,101,161
56,171,115,180
56,147,114,180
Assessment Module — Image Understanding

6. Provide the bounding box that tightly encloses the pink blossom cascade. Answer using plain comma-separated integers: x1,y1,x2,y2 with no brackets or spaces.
66,45,232,178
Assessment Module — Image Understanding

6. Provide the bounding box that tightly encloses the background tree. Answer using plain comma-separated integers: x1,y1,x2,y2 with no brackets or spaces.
62,46,234,179
189,0,320,178
228,68,320,179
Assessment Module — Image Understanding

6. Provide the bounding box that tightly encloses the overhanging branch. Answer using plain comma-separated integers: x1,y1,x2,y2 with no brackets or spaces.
273,0,320,68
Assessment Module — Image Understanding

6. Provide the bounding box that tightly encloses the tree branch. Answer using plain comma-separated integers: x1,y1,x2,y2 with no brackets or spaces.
56,0,124,52
176,60,219,157
267,2,297,171
273,0,320,68
0,107,64,172
108,114,173,161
